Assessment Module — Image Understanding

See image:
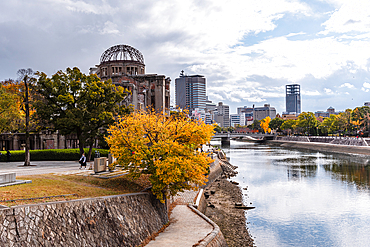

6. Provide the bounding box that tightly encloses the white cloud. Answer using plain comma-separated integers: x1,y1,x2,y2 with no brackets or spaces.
54,0,116,15
100,21,119,34
339,83,354,89
320,0,370,34
361,82,370,92
324,88,334,94
286,31,306,37
363,82,370,88
303,90,321,96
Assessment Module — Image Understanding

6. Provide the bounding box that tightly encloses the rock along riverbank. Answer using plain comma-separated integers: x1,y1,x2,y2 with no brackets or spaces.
203,154,255,247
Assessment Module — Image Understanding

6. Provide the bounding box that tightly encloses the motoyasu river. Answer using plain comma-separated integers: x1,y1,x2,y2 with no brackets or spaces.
212,140,370,247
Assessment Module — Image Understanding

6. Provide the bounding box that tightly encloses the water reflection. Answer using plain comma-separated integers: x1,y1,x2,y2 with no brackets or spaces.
324,162,370,190
213,140,370,247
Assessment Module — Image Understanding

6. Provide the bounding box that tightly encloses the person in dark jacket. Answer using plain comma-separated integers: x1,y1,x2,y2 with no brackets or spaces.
79,153,87,169
6,150,11,162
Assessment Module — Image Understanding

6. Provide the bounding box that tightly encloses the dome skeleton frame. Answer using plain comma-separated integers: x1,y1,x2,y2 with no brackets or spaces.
100,44,144,65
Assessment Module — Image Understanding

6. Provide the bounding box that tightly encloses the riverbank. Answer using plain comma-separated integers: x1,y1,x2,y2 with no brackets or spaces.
204,178,254,246
203,153,254,247
267,139,370,156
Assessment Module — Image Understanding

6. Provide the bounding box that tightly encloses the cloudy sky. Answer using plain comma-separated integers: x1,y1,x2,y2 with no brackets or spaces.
1,0,370,114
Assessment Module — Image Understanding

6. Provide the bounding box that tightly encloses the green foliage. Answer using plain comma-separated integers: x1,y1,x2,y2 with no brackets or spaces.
319,114,339,134
250,120,262,131
0,84,22,133
0,148,108,162
32,67,128,160
281,119,297,131
214,125,222,133
296,112,318,135
269,117,285,132
227,126,235,132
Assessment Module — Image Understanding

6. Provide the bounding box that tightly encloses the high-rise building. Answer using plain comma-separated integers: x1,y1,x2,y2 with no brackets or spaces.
214,102,230,128
253,104,276,121
286,84,301,115
175,71,206,112
237,106,254,125
230,113,246,127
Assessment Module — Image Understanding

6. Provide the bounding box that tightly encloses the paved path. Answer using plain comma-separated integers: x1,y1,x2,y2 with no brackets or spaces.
146,205,213,247
0,161,89,176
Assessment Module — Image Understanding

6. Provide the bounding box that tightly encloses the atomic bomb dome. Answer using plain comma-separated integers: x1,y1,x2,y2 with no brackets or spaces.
92,44,146,82
90,44,170,114
99,44,145,65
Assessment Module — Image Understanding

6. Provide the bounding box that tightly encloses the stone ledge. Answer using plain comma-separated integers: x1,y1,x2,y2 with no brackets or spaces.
188,204,227,247
0,180,32,188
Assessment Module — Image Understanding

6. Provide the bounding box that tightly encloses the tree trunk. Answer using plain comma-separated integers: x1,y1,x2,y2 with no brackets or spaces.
77,131,85,158
87,141,94,162
24,76,30,166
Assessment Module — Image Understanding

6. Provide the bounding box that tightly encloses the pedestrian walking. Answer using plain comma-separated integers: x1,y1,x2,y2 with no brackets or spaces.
79,152,87,169
6,150,11,162
0,152,2,162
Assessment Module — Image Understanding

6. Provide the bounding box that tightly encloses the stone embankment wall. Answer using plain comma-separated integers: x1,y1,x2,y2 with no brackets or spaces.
270,138,370,155
276,135,369,146
205,153,223,187
0,193,168,247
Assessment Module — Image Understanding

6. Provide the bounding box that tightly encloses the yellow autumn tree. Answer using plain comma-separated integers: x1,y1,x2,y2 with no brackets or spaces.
260,116,272,133
106,109,215,202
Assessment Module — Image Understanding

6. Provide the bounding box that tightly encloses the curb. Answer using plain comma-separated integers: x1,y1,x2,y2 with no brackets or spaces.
188,204,227,247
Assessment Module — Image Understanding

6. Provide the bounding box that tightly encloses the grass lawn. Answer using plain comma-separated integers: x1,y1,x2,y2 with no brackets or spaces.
0,174,152,207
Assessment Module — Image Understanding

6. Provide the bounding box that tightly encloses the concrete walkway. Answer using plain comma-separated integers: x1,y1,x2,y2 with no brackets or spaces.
146,204,213,247
0,161,82,176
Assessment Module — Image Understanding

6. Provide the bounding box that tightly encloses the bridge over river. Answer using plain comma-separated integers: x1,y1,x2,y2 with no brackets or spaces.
212,132,274,145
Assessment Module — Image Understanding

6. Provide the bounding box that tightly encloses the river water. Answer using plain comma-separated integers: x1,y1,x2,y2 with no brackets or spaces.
213,140,370,247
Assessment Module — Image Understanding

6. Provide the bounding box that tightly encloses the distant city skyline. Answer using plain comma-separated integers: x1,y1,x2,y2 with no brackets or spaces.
1,1,370,114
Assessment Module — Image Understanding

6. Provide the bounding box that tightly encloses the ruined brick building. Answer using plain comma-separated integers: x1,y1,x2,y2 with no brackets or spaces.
90,44,171,113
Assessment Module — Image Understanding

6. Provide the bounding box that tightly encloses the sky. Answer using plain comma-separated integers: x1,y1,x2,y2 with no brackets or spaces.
1,0,370,114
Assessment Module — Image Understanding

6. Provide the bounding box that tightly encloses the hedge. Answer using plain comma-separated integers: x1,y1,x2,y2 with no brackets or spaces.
0,148,109,162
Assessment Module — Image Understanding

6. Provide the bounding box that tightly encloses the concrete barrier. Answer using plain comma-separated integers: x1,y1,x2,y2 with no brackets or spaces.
188,205,227,247
94,157,107,173
0,172,16,184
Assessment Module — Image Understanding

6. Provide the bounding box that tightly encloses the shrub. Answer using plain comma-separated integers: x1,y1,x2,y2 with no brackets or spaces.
0,148,109,162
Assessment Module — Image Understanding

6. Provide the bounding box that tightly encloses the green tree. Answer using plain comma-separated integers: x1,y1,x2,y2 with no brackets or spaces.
281,119,297,134
106,109,215,202
269,117,284,132
227,126,235,132
214,125,222,133
336,109,353,134
296,112,318,135
319,114,338,135
250,120,262,132
32,67,128,161
0,85,21,133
